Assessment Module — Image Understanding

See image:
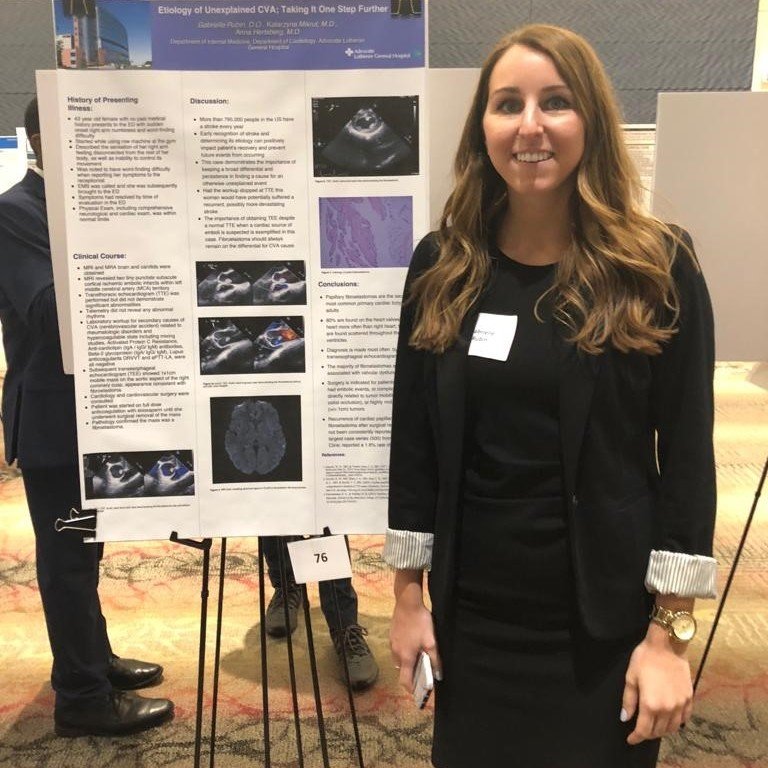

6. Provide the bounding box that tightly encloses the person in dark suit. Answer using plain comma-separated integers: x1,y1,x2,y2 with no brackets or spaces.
385,25,716,768
0,98,173,736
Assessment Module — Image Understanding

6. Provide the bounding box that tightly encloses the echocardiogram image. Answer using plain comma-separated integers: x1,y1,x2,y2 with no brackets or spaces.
319,196,413,268
83,450,195,499
210,395,302,483
196,261,307,307
199,317,305,375
312,96,419,177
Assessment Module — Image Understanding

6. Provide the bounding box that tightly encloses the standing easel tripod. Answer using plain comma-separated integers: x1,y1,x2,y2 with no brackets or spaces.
693,454,768,692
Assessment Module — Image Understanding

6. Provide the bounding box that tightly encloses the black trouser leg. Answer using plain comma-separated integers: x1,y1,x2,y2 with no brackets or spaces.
261,535,299,588
319,577,358,632
22,465,111,707
262,536,359,631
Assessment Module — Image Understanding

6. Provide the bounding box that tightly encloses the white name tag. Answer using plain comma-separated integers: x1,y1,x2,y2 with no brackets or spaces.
468,313,518,361
287,535,353,584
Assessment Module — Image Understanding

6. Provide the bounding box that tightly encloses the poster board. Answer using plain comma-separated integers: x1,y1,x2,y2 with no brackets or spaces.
40,0,428,541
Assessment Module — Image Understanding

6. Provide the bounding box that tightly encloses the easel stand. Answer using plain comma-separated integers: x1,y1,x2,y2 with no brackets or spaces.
256,531,365,768
326,529,365,768
161,529,366,768
169,532,213,768
53,510,369,765
693,453,768,691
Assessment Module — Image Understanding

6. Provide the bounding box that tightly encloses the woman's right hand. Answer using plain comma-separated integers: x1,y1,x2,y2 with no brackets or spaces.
390,569,442,691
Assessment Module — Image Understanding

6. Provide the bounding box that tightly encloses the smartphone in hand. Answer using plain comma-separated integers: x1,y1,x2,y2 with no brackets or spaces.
412,651,434,709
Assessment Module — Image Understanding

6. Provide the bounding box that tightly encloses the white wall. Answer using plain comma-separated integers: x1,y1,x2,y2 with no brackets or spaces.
653,92,768,361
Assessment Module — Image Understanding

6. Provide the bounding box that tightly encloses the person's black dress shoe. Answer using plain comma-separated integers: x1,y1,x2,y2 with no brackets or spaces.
108,656,163,690
54,690,174,737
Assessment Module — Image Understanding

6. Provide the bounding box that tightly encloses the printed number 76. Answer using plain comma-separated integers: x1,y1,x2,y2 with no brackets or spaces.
314,552,328,563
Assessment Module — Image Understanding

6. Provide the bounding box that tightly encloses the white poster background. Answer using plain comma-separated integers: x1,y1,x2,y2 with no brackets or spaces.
622,124,656,212
39,67,427,541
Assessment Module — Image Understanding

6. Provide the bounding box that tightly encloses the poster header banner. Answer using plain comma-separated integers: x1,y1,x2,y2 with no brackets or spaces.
53,1,425,71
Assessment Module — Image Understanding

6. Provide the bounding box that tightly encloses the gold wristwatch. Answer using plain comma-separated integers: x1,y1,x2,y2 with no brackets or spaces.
649,605,697,642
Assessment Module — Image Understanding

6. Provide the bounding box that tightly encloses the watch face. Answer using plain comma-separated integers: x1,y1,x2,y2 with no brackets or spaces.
671,614,697,642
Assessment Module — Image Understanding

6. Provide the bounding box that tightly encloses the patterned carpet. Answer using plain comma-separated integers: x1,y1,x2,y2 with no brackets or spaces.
0,362,766,768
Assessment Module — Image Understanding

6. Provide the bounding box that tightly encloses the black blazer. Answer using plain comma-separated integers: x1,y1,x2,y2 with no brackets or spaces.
388,232,716,640
0,170,78,468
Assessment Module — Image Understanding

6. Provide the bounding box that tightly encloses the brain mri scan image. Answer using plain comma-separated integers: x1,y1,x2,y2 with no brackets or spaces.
224,399,287,476
210,395,302,483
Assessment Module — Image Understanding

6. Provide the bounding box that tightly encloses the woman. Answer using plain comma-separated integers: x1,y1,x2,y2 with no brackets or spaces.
384,24,716,768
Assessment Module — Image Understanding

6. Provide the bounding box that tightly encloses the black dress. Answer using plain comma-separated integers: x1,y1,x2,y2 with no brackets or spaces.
431,248,660,768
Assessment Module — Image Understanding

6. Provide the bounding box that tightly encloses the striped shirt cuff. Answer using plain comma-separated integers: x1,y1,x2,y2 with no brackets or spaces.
645,550,717,599
382,528,433,571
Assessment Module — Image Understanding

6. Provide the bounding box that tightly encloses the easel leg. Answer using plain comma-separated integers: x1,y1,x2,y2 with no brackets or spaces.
693,454,768,692
326,530,365,768
257,537,271,767
301,582,331,767
277,539,305,767
169,532,213,768
209,538,227,767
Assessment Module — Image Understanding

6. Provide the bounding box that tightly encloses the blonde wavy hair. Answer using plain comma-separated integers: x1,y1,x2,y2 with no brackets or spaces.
410,24,691,355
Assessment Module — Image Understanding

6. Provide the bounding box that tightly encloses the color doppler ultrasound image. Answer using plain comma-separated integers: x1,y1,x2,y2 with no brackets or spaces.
83,451,195,499
198,317,305,375
196,261,307,307
210,395,302,483
312,96,419,177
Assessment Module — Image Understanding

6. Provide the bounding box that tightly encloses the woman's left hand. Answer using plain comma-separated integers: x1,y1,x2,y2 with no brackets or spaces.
621,622,694,744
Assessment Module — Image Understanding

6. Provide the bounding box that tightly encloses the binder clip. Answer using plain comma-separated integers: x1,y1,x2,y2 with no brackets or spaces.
54,507,97,534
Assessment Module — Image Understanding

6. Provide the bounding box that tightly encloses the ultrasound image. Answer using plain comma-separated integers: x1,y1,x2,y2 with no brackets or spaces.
83,450,195,499
196,261,307,306
199,317,305,375
312,96,419,177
